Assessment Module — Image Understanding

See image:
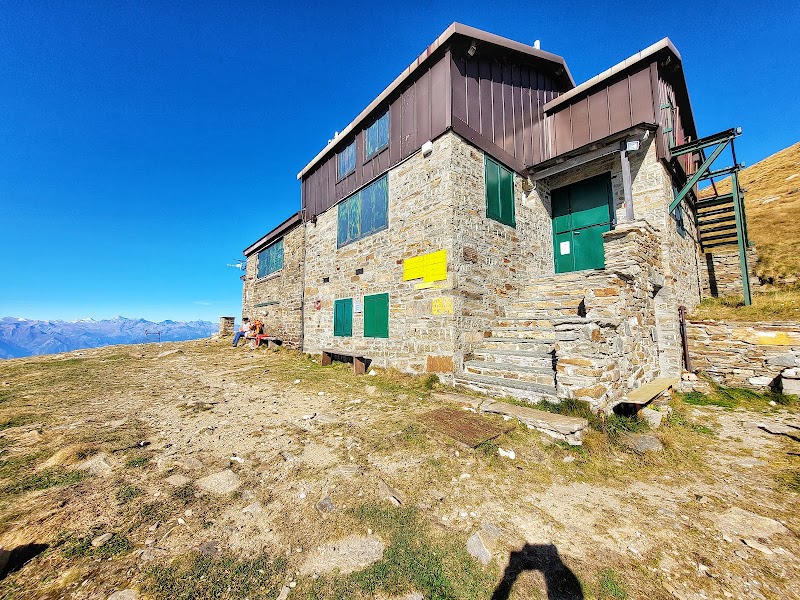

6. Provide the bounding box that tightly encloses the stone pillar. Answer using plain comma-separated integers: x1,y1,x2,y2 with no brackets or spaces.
219,316,235,337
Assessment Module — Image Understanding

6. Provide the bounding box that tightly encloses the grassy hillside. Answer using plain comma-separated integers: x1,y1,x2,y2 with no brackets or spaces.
701,141,800,283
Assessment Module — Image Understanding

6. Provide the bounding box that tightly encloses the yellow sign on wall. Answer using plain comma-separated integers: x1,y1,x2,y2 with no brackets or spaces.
403,249,447,283
432,297,453,315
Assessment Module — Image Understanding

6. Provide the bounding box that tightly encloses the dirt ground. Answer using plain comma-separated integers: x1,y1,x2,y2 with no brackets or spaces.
0,338,798,600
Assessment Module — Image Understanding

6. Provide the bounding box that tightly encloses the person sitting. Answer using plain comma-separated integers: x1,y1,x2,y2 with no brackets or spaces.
232,318,250,347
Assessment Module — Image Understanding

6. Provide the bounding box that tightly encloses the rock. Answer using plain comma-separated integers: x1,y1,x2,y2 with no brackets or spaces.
378,479,405,506
767,354,798,368
743,538,773,555
736,457,766,467
563,455,575,463
782,367,800,378
276,586,291,600
242,502,262,515
620,433,663,453
780,373,800,395
640,407,663,429
316,495,336,515
748,376,774,388
165,474,191,487
299,536,384,575
108,591,138,600
466,532,492,565
177,456,203,471
426,489,445,502
716,507,791,539
197,469,241,494
79,453,116,476
91,533,114,547
195,540,221,556
466,522,504,565
365,385,378,396
497,447,516,459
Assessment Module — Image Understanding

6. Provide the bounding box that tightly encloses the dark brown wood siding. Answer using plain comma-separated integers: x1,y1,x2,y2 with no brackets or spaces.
540,63,660,164
301,51,452,219
450,52,562,169
654,65,694,176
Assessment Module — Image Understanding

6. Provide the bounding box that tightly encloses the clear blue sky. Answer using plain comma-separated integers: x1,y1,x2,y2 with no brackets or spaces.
2,0,797,322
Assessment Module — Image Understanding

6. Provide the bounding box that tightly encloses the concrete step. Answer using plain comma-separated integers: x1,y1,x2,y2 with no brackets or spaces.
463,360,556,386
471,348,555,369
479,338,555,353
455,373,557,402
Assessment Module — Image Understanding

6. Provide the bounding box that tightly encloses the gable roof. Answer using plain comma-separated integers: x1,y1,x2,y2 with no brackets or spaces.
296,22,575,180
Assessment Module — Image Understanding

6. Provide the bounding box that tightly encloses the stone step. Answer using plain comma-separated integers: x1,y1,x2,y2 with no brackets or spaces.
455,373,557,402
463,360,556,385
479,338,555,353
471,348,555,369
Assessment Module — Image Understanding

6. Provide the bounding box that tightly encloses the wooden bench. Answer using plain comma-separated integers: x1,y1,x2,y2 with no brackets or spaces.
321,349,368,374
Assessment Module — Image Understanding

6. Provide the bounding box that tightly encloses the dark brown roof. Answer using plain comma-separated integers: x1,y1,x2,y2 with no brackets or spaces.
296,22,575,180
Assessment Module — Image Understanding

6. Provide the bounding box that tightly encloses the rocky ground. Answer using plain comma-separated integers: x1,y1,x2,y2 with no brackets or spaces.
0,338,798,599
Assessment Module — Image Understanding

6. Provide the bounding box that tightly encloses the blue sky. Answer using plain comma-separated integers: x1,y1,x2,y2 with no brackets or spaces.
1,0,797,322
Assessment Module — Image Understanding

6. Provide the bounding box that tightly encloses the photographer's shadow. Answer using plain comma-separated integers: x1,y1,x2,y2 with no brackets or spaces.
491,543,584,600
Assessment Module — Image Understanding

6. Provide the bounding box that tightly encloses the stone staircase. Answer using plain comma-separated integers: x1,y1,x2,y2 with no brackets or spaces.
456,275,594,401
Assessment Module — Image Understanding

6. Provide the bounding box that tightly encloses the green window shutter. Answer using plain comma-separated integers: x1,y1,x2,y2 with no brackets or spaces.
363,293,389,338
485,156,501,221
338,175,389,248
499,163,515,227
333,298,353,337
485,155,515,227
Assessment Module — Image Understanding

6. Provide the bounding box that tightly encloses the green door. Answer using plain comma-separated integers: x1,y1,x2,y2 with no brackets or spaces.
552,174,613,273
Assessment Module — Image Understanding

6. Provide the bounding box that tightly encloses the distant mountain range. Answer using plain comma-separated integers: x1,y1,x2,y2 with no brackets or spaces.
0,316,218,359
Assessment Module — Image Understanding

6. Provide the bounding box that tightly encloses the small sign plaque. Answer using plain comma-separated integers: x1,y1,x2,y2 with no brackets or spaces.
559,241,571,255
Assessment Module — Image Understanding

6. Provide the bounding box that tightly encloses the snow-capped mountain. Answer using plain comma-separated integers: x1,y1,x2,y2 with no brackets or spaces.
0,316,217,359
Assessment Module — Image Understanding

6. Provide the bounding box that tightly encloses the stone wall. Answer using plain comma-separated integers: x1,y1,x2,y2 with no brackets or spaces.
553,222,665,409
449,136,553,366
700,247,760,298
242,225,305,348
302,133,461,374
527,137,701,378
687,320,800,388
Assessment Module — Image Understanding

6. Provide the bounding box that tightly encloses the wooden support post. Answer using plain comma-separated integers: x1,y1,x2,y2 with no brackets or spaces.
353,356,366,375
620,150,634,221
320,351,332,366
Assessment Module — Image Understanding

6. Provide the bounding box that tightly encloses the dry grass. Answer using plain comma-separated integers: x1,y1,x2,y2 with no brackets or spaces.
1,340,798,599
699,141,800,283
691,284,800,321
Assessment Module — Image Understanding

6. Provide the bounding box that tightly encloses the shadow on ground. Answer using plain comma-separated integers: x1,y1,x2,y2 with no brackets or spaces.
0,543,49,580
491,543,584,600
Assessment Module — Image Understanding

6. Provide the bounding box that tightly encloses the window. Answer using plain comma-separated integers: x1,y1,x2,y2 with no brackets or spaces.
337,142,356,180
257,239,283,278
364,293,389,338
333,298,353,337
484,155,515,227
365,111,389,159
337,175,388,247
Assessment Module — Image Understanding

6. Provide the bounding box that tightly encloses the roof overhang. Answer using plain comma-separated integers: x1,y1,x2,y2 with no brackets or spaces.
296,23,575,181
243,211,303,257
528,124,657,179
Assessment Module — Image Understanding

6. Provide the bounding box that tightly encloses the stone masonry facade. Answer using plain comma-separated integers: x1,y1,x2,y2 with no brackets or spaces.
241,225,305,348
246,130,706,411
